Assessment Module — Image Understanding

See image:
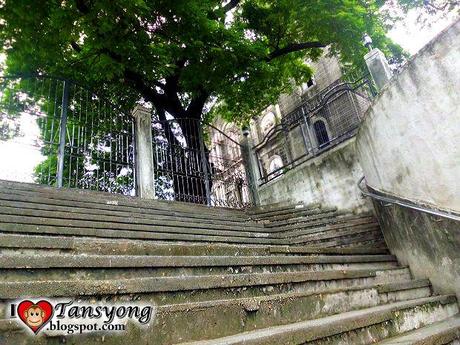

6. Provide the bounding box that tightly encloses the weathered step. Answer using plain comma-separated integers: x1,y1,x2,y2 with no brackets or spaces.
0,195,262,228
0,204,267,234
0,254,399,280
247,202,317,216
264,209,345,228
0,267,411,299
0,180,250,220
270,245,389,255
271,215,378,236
179,295,459,345
248,205,324,221
253,208,337,224
287,224,382,245
0,233,389,256
307,231,386,249
153,279,432,344
0,253,398,268
375,314,460,344
247,201,307,213
0,223,278,245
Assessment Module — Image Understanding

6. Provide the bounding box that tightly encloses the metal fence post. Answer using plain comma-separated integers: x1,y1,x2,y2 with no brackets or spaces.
56,80,70,188
199,125,212,206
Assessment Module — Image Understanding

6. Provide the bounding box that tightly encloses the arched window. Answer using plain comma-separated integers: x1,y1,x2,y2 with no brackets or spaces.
268,155,284,177
260,112,276,137
313,120,330,148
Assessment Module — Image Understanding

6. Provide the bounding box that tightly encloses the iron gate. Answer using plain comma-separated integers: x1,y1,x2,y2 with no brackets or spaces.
152,117,252,208
0,75,136,195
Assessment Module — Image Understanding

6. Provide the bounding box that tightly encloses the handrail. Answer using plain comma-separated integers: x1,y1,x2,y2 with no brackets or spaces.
358,176,460,222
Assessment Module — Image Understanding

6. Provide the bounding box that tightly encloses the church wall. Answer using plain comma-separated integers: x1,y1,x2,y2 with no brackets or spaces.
257,137,372,213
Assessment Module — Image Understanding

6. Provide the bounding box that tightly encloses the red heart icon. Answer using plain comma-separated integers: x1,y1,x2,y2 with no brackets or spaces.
17,300,54,334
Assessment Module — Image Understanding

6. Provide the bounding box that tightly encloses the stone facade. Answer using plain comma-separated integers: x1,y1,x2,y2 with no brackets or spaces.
212,51,374,212
248,53,372,185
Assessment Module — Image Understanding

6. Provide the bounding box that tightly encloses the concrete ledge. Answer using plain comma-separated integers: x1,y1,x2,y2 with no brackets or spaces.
179,295,458,345
0,254,397,268
0,267,409,298
375,315,460,345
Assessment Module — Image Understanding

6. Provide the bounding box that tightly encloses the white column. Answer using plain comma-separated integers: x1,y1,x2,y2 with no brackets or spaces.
132,105,155,199
365,48,393,91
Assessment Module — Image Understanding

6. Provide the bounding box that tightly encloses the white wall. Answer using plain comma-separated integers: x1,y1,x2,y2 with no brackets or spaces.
356,19,460,213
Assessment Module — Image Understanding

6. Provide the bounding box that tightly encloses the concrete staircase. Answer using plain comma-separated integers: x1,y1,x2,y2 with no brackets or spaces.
0,180,458,344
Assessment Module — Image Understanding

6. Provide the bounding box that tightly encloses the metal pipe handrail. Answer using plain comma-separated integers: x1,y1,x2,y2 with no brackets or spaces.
358,176,460,222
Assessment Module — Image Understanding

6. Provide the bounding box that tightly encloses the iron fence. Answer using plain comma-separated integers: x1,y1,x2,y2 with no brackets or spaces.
0,75,136,195
254,77,376,185
152,117,252,208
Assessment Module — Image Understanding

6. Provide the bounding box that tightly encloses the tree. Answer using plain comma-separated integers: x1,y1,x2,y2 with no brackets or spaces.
0,0,406,202
0,1,405,124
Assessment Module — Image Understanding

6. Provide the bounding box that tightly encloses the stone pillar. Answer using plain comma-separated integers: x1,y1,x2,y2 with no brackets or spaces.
364,48,392,91
132,105,155,199
241,128,260,206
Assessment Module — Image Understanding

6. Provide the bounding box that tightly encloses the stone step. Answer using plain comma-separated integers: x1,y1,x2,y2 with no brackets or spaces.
270,215,378,235
0,204,267,234
263,209,345,228
0,275,421,321
253,208,338,224
0,267,412,299
273,219,379,240
0,280,433,341
247,202,317,216
0,195,261,228
270,246,389,255
249,205,324,221
178,295,459,345
0,233,389,256
375,314,460,345
0,254,399,280
0,214,272,238
0,180,250,220
0,225,277,245
288,223,381,244
0,253,398,268
306,230,386,248
247,201,308,213
0,221,381,247
152,279,432,344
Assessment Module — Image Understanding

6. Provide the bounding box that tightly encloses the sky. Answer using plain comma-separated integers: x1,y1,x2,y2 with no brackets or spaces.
0,7,458,183
388,8,458,54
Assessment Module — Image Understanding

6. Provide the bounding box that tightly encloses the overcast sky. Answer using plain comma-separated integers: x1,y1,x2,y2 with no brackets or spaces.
388,8,458,54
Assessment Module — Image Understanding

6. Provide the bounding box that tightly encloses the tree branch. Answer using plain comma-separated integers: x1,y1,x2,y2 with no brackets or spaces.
70,41,82,53
186,90,209,119
267,41,326,61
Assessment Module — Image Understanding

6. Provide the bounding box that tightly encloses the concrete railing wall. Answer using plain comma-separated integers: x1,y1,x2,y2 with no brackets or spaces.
355,19,460,298
356,20,460,213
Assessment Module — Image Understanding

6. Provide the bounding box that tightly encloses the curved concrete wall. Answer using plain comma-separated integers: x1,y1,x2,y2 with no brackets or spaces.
356,19,460,213
356,19,460,299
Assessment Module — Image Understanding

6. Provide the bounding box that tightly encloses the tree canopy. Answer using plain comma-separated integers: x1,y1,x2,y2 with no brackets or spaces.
0,0,409,125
